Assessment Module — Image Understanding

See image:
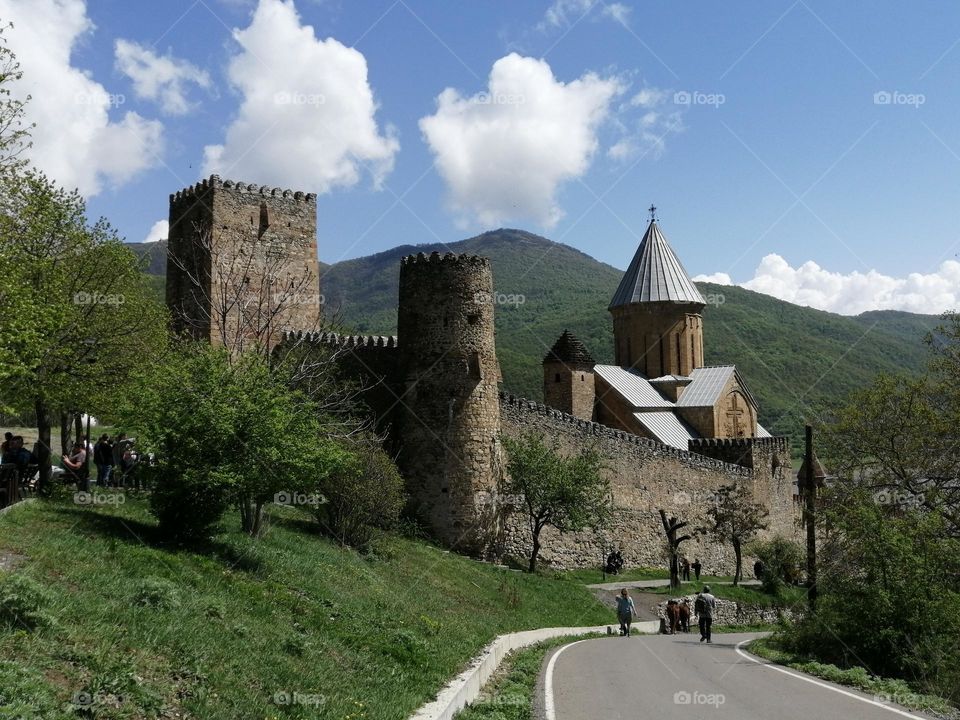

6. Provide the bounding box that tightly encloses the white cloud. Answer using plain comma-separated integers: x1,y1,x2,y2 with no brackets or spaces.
602,3,632,27
420,53,623,228
540,0,631,30
142,219,168,243
114,40,211,115
202,0,398,193
0,0,163,196
692,271,733,285
695,254,960,315
606,88,683,162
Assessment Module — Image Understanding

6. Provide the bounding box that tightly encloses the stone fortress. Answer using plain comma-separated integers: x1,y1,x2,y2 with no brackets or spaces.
167,176,797,572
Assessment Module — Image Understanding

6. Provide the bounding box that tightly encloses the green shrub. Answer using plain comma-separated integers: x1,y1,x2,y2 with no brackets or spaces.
748,536,804,595
314,437,405,551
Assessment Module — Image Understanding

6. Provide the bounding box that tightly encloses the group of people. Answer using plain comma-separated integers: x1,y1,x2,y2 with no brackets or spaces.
679,557,703,581
615,585,718,643
0,430,137,492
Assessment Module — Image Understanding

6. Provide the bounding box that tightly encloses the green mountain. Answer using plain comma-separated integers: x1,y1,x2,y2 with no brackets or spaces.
131,229,937,445
316,229,937,444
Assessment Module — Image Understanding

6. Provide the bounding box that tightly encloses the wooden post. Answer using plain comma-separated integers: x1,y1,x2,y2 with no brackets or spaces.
804,425,817,610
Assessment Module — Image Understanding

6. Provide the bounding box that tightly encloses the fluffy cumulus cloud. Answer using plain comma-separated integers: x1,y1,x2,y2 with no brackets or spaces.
420,54,624,228
114,40,211,115
0,0,163,196
202,0,398,193
693,254,960,315
142,219,168,243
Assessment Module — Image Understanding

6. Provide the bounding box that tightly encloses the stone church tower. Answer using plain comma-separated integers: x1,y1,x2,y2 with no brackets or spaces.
609,216,705,378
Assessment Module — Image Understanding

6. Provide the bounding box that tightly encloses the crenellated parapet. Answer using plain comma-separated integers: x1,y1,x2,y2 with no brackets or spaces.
169,174,317,205
688,436,789,453
499,392,753,476
400,251,489,268
283,330,398,350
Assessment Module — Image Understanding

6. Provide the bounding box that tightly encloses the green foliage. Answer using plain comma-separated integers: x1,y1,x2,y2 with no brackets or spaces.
124,344,344,539
778,487,960,699
747,536,804,596
0,22,33,181
701,484,769,584
0,171,167,411
313,435,406,550
502,432,610,572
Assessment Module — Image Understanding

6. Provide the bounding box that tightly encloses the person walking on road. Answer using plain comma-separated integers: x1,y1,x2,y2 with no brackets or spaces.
681,557,691,581
695,585,717,643
692,558,702,581
616,589,637,637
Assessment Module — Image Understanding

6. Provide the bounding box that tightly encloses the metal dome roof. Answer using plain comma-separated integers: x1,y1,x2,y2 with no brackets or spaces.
609,221,705,308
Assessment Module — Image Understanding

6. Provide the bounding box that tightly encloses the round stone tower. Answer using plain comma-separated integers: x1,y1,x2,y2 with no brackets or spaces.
396,252,503,555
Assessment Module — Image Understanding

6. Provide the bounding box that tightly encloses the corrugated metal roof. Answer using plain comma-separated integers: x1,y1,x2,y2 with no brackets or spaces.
610,221,706,308
633,411,699,450
594,364,673,408
676,366,735,407
756,423,772,438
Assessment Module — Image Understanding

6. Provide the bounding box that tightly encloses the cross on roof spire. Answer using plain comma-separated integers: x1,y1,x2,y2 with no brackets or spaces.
648,204,657,222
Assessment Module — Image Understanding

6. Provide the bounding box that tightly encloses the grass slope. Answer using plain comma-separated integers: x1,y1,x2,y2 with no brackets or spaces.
129,231,936,445
0,496,609,720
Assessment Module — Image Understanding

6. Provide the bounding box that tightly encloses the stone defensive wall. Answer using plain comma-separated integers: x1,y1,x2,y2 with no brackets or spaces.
498,393,797,572
169,174,317,205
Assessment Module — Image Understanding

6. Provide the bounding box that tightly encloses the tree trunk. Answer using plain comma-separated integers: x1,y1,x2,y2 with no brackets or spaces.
733,537,742,586
528,530,542,573
35,399,53,496
59,411,71,456
74,412,83,446
668,551,679,588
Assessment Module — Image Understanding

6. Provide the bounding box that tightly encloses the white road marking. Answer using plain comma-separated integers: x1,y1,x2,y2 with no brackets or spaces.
735,640,929,719
544,638,588,720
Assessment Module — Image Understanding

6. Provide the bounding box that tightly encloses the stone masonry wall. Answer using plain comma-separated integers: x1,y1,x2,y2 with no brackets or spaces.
167,175,320,349
396,253,504,555
498,395,798,572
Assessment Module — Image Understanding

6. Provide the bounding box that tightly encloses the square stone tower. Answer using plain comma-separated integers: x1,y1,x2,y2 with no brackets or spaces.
166,175,321,350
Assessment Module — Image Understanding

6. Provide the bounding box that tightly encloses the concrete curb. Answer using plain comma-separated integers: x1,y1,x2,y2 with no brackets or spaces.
0,498,35,516
409,619,660,720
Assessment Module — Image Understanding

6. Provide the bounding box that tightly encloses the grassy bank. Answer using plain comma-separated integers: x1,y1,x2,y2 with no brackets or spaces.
0,495,610,720
747,636,955,717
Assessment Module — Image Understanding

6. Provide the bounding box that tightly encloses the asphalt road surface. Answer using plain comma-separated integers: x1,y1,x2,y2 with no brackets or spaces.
535,632,934,720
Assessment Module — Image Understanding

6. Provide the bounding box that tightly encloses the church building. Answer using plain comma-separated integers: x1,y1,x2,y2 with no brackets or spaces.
543,213,771,451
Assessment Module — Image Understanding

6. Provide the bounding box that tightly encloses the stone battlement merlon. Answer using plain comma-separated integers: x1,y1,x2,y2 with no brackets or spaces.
688,436,790,452
169,174,317,205
499,392,753,477
400,251,490,268
282,330,398,349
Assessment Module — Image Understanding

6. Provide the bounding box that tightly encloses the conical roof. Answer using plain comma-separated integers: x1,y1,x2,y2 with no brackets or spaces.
543,330,595,366
610,221,705,308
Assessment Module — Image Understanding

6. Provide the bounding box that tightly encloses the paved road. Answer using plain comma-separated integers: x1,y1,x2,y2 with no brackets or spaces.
536,632,933,720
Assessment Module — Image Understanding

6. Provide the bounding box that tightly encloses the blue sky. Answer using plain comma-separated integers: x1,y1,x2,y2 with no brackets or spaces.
3,0,960,313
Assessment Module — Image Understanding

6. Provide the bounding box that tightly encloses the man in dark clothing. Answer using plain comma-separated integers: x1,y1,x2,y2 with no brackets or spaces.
696,585,717,643
692,558,702,581
681,557,691,581
94,434,114,487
